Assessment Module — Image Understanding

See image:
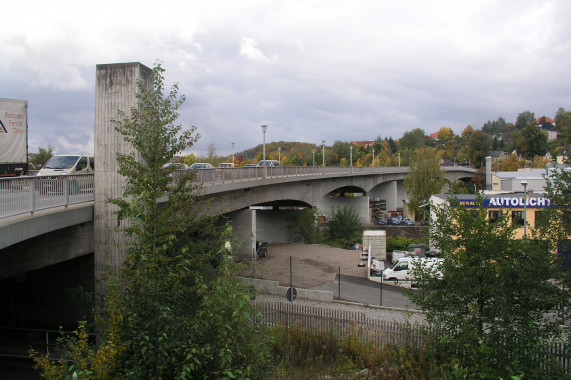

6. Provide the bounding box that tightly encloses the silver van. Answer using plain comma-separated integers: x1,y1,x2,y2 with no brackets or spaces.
36,155,94,195
37,155,94,176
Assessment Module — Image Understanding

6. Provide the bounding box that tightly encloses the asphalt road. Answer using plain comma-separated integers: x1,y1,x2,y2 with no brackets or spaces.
313,274,421,310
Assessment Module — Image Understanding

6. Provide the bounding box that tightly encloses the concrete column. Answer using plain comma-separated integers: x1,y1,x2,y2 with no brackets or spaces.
94,62,152,292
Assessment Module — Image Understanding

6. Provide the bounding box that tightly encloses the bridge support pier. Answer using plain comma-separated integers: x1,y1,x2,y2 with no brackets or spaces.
94,62,152,294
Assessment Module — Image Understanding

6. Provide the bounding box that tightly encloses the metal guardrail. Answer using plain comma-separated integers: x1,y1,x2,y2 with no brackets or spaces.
0,174,94,220
1,166,410,220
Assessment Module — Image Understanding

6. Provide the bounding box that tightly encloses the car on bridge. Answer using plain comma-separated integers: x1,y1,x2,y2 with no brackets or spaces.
189,163,214,169
257,160,280,167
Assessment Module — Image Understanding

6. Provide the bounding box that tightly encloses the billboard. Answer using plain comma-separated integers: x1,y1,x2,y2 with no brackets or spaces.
0,98,28,164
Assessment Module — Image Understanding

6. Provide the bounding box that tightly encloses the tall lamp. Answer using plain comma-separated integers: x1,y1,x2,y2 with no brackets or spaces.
231,142,235,165
521,180,528,238
322,140,325,170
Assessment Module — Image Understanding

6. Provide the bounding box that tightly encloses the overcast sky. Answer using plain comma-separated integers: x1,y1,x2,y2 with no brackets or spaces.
2,0,570,157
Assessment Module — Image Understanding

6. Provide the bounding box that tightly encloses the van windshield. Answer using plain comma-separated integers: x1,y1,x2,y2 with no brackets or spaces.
44,156,79,169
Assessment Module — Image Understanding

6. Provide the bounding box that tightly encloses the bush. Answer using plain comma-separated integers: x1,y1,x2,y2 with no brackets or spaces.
386,236,428,252
325,206,363,249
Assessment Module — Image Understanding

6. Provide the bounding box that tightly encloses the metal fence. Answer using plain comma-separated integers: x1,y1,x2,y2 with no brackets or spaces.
0,174,94,219
254,301,429,347
253,301,570,374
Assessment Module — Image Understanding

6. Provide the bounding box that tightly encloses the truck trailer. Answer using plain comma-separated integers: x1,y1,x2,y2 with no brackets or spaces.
0,98,28,176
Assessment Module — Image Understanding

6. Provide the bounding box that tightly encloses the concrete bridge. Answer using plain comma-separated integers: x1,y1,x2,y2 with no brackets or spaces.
0,165,474,281
0,62,474,330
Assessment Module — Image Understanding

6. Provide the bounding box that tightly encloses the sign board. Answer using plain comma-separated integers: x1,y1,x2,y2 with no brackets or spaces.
0,98,28,165
286,287,297,302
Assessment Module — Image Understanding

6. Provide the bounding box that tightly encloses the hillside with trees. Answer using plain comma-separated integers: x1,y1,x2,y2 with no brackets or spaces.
181,108,570,170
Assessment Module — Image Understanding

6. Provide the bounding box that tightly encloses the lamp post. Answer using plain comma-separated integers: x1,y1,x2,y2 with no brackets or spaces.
261,125,267,164
372,148,375,168
398,152,401,167
278,147,281,163
521,180,528,238
322,140,325,171
231,142,235,165
349,145,353,172
313,151,315,166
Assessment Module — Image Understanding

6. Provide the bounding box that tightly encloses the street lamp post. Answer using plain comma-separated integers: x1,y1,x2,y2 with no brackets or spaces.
322,140,325,171
350,145,353,172
261,125,267,163
313,151,315,166
278,147,281,164
521,180,528,238
372,148,375,168
231,142,235,165
398,152,400,167
261,125,267,178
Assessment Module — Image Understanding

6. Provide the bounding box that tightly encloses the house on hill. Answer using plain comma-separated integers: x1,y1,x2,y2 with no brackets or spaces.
536,116,558,142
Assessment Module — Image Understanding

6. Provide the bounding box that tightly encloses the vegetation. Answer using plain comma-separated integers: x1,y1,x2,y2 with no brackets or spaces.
29,144,54,169
325,206,363,248
403,148,446,223
409,194,570,378
287,207,322,243
386,236,428,252
30,62,270,379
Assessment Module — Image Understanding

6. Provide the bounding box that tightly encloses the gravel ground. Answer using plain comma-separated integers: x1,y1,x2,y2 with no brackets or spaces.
245,243,426,325
248,243,369,288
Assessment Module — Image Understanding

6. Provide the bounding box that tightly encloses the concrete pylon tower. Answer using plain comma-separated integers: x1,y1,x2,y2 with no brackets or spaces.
94,62,152,293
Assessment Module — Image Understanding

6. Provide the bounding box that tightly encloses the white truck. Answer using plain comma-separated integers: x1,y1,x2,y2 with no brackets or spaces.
382,257,444,287
0,98,28,177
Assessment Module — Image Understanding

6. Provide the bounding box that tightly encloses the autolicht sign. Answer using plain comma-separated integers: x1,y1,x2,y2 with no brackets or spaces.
458,197,551,208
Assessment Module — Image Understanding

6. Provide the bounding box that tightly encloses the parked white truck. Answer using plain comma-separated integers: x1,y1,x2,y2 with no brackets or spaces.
0,98,28,177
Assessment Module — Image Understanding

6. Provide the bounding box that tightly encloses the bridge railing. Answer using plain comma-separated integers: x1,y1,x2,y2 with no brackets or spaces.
0,174,94,220
0,166,416,220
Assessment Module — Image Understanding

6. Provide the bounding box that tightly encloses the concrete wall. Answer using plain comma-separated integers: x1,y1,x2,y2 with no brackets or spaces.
94,63,152,291
224,208,294,259
316,195,370,222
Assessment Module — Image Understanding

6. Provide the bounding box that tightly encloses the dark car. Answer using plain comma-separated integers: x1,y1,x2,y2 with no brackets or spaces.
256,241,267,259
377,218,387,225
257,160,280,167
389,216,402,225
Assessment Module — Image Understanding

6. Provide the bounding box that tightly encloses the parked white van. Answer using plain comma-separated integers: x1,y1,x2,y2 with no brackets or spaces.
382,257,443,286
37,155,94,176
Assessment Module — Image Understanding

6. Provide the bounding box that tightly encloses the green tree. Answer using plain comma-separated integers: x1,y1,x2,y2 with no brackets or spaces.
326,206,363,248
30,145,55,169
410,195,569,378
398,128,426,150
403,148,445,222
467,130,491,168
515,110,535,131
287,207,321,243
106,63,267,379
516,123,548,159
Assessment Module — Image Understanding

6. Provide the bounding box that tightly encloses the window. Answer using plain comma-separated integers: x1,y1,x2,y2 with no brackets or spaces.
488,210,502,224
511,211,524,227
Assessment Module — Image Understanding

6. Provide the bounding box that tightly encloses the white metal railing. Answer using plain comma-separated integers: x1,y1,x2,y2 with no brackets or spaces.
0,166,417,220
0,174,94,219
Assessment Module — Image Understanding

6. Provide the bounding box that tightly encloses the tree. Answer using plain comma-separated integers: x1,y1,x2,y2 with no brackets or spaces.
287,207,321,243
109,63,269,378
410,195,569,378
403,148,445,222
467,130,491,168
516,123,547,159
30,145,55,169
326,206,363,248
399,128,426,150
515,110,535,131
206,142,217,164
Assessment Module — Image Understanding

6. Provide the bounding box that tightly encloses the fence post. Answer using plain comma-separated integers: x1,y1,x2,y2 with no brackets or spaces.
338,266,341,300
